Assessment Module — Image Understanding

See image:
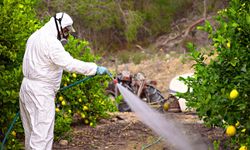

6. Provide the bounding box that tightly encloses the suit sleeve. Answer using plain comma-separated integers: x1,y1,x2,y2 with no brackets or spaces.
48,42,97,76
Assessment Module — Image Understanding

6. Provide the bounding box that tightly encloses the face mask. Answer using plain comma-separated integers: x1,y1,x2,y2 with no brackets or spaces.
54,13,69,46
60,38,68,46
60,31,70,46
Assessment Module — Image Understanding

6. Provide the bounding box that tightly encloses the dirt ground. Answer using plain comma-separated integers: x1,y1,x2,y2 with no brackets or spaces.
53,57,227,150
53,112,225,150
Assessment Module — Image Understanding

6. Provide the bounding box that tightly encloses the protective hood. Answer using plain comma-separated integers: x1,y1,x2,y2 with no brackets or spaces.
40,12,75,38
54,12,75,32
56,12,73,28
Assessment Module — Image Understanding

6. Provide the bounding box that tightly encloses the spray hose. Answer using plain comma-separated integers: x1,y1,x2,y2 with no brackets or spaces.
141,136,163,150
0,75,94,150
1,112,20,150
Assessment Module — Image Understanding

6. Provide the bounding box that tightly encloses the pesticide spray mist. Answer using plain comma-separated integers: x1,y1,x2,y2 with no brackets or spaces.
117,83,208,150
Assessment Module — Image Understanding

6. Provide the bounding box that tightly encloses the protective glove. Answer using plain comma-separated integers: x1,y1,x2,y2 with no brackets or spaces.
96,66,112,78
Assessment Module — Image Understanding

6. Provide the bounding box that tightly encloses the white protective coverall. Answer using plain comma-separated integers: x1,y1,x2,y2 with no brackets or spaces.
19,12,97,150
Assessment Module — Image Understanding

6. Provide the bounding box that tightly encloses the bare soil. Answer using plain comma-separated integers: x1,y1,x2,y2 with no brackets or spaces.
53,112,226,150
53,57,227,150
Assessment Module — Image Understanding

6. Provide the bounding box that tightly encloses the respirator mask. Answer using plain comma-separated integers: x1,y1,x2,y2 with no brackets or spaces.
54,13,69,46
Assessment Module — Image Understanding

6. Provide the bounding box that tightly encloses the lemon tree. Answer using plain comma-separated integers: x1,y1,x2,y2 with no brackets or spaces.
54,36,118,140
0,0,42,149
178,0,250,148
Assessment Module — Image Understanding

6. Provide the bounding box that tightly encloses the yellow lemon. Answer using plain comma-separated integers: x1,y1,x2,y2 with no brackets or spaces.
59,96,63,101
81,113,86,119
163,102,170,111
64,83,67,87
11,131,16,137
61,101,66,106
227,42,231,48
83,106,89,111
226,125,236,137
235,121,240,127
239,146,248,150
241,128,246,133
78,98,82,102
72,73,77,78
68,110,72,114
84,119,89,124
56,108,60,112
90,122,94,127
230,89,239,99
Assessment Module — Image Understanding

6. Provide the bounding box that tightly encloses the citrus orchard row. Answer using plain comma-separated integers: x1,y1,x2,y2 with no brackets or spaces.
179,1,250,149
0,0,43,149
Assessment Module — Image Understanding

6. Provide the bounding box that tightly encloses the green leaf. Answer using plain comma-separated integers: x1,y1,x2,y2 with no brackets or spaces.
196,26,204,30
237,104,246,110
246,14,250,25
229,57,238,67
241,64,247,72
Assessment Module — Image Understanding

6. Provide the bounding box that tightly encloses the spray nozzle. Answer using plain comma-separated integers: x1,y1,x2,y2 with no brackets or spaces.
113,79,118,84
106,71,117,84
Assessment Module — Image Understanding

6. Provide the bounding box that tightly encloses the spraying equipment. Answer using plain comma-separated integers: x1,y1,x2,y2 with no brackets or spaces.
106,70,166,112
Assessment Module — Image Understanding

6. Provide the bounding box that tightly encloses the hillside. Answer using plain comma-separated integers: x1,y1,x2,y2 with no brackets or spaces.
101,0,229,98
36,0,229,52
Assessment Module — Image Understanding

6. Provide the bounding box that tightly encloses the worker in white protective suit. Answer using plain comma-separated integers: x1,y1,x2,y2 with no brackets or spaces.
19,12,110,150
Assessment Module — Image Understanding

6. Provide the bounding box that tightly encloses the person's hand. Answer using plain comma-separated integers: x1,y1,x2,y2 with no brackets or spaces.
96,66,112,77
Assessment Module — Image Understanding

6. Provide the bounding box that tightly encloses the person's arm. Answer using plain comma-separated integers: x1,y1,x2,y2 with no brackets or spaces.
48,42,97,76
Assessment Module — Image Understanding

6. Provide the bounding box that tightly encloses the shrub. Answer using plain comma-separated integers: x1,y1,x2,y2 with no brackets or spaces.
179,0,250,148
0,0,42,149
54,36,117,139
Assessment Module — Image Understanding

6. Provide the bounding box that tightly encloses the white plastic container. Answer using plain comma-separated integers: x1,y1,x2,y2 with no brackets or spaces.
169,73,194,112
